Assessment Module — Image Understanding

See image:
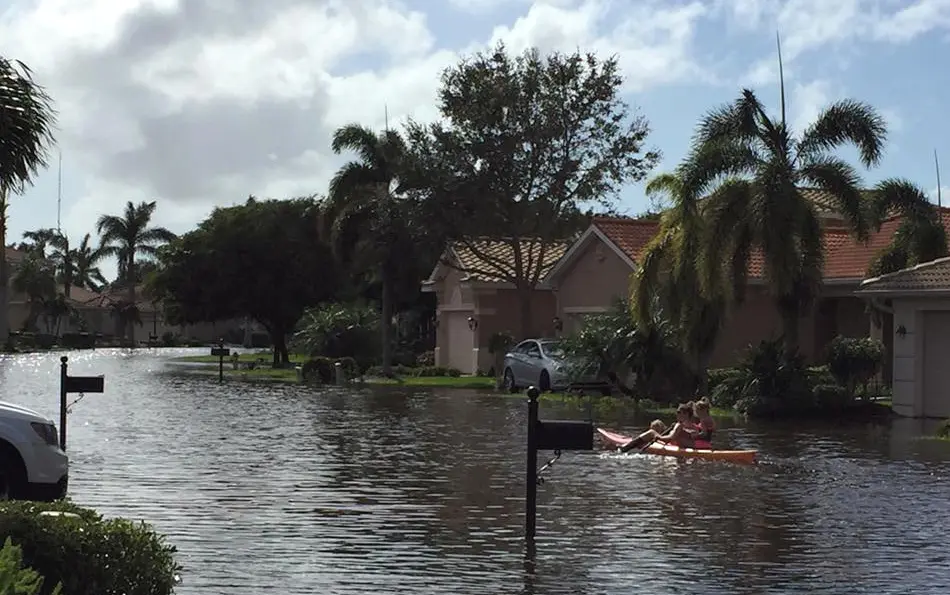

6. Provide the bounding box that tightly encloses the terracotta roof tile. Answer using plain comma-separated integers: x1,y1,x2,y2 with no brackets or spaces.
857,256,950,293
591,217,661,262
450,238,570,283
589,208,950,282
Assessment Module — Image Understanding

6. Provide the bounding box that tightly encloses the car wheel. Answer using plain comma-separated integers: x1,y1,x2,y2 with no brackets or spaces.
539,371,551,392
503,368,518,393
0,454,26,501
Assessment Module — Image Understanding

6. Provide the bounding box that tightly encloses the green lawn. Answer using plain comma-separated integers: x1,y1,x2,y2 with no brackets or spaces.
365,375,497,389
173,352,307,364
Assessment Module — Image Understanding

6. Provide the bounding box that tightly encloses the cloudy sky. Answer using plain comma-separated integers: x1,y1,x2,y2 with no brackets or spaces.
3,0,950,278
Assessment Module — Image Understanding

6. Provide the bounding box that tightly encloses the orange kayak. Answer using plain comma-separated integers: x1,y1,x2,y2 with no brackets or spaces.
597,428,757,465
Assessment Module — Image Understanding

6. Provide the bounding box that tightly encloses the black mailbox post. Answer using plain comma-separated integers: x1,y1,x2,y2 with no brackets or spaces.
525,386,593,542
59,356,105,450
210,339,231,382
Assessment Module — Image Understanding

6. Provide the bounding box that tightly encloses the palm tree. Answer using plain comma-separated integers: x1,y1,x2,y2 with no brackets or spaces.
11,251,56,331
328,123,411,377
632,172,728,393
96,200,176,345
867,179,948,277
19,227,57,257
68,233,108,293
46,232,108,297
0,57,57,344
680,88,887,354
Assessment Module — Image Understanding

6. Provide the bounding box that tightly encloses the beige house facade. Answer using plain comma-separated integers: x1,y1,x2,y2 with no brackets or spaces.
422,239,566,374
856,257,950,419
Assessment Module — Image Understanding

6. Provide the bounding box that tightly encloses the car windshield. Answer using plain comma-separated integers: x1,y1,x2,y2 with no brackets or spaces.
540,341,564,358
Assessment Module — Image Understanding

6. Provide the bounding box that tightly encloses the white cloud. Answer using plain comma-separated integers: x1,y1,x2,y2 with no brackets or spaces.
0,0,709,252
737,0,950,86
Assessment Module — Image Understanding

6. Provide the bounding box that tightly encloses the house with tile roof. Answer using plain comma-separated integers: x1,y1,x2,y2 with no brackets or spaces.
424,188,950,378
421,238,570,373
856,256,950,418
542,203,950,372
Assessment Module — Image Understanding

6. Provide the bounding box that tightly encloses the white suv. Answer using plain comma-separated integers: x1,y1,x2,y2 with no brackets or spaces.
0,401,69,501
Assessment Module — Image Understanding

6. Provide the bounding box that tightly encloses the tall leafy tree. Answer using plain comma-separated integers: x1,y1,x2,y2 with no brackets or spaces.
149,196,341,366
680,88,887,353
867,179,948,277
404,42,659,337
328,124,413,377
96,200,176,344
632,172,727,392
0,57,57,344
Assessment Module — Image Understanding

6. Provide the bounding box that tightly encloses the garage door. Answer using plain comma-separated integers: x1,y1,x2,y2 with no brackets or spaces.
922,311,950,418
446,311,474,374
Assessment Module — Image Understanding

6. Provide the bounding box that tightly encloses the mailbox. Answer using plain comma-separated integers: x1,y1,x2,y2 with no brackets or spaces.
210,347,231,357
535,419,593,451
63,375,105,394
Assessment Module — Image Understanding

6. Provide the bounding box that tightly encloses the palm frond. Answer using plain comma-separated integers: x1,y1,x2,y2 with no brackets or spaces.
0,58,57,194
331,124,381,168
798,155,869,240
869,178,939,227
795,99,887,167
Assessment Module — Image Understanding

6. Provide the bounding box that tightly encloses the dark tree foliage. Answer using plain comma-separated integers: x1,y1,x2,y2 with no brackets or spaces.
404,42,659,336
149,196,340,366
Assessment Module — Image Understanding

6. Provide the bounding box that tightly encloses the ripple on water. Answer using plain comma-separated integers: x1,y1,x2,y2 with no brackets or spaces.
3,348,950,594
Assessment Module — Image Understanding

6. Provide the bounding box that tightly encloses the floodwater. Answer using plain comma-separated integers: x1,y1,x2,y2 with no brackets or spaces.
2,347,949,595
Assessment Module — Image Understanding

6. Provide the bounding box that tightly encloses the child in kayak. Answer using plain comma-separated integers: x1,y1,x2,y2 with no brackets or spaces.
691,397,716,449
621,404,696,452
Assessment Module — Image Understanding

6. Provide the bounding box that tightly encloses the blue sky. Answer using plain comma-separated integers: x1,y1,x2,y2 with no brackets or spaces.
3,0,950,278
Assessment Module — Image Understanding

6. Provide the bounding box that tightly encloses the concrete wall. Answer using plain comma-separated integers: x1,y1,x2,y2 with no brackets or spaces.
890,297,950,418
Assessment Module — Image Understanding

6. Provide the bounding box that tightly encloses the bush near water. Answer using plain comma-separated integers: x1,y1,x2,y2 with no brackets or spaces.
0,500,180,595
706,337,886,418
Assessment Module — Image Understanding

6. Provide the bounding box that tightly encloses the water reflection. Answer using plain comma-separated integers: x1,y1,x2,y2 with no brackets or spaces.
0,348,949,594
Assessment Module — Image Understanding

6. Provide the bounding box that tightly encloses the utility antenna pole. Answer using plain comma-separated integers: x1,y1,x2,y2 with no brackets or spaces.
384,104,389,132
936,149,943,208
776,31,786,127
56,150,62,232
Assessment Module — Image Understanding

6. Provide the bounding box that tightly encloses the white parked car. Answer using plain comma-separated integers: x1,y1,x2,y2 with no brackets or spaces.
0,401,68,501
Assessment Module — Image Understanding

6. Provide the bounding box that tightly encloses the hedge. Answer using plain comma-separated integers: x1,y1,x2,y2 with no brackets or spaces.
365,365,462,378
0,500,180,595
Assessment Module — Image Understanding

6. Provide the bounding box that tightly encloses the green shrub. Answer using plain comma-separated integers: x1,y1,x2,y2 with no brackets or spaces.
293,302,380,372
727,338,812,417
937,420,950,439
59,333,95,350
337,357,359,379
302,357,335,383
825,336,885,400
0,500,180,595
812,383,851,409
0,537,60,595
415,351,435,367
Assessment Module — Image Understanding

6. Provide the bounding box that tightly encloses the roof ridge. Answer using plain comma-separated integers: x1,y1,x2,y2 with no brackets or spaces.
860,255,950,287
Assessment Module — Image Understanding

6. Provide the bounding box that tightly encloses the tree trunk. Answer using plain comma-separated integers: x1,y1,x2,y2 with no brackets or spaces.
779,300,800,356
380,266,394,377
126,257,137,347
271,330,290,368
517,285,533,339
0,190,8,347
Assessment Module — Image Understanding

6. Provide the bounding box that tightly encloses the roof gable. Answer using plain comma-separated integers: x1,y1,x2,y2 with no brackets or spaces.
423,238,571,287
856,256,950,295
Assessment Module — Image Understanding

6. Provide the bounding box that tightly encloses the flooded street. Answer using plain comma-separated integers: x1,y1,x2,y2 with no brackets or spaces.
3,348,949,594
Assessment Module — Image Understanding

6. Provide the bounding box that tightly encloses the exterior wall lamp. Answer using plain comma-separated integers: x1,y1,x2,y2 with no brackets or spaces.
553,316,563,332
896,324,907,338
467,316,478,331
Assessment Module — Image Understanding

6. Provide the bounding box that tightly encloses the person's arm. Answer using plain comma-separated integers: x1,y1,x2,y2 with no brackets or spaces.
657,422,681,442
